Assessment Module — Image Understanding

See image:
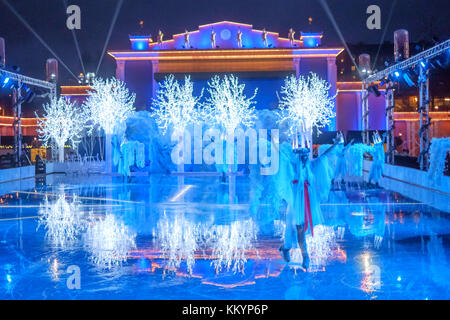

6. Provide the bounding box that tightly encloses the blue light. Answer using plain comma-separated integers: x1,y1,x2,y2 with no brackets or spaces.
135,42,145,50
3,77,9,84
394,71,400,78
420,61,426,68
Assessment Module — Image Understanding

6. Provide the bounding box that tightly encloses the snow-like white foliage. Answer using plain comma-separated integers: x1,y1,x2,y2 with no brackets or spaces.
37,194,84,247
205,74,257,135
207,219,258,274
277,73,336,138
152,75,202,135
84,214,136,269
155,212,201,274
83,77,136,135
36,97,86,151
428,137,450,186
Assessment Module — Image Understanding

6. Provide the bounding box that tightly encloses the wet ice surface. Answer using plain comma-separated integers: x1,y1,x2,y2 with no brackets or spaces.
0,174,449,300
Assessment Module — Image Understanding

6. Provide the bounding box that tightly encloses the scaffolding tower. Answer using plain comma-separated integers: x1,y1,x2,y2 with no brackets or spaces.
0,68,57,166
362,39,450,169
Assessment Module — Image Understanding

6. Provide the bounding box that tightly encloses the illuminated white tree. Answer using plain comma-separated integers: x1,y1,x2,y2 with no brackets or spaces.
152,75,203,172
83,77,136,173
152,75,202,135
205,74,257,135
277,72,336,150
36,97,86,162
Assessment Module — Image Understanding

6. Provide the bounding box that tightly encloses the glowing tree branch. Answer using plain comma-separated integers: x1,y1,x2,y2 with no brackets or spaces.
83,77,136,172
152,75,203,172
205,74,257,135
152,75,202,135
36,97,85,162
278,72,336,149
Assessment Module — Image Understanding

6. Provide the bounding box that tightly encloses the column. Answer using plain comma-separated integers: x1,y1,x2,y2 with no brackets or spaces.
294,58,301,78
151,61,159,100
115,60,126,81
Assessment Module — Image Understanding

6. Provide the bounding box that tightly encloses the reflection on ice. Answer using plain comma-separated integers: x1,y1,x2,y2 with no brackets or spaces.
208,219,258,274
360,251,381,294
304,225,339,267
37,194,84,247
273,221,343,268
154,213,258,275
155,212,200,274
84,214,136,269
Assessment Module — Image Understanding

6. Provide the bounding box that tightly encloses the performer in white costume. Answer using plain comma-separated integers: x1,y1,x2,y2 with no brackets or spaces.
368,131,385,186
334,132,354,186
274,140,337,268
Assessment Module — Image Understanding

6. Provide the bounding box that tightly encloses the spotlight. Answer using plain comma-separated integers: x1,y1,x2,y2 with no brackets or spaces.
402,72,416,87
23,85,35,103
420,61,426,68
394,71,400,78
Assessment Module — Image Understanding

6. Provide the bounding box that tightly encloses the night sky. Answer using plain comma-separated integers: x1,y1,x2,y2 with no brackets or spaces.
1,0,449,83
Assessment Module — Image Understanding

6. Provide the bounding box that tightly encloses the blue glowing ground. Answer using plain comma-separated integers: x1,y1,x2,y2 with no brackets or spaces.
0,174,449,300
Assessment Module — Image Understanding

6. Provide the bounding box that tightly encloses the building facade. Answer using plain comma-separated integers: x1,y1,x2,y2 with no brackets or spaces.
108,21,343,131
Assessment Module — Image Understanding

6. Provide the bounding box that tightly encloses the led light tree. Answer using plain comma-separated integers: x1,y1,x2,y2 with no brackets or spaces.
83,77,136,173
277,72,336,151
36,97,85,162
205,74,257,135
152,75,202,171
205,74,257,176
152,75,202,135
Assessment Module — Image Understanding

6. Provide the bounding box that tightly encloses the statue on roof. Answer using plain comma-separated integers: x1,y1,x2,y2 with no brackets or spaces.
262,28,268,47
211,29,216,48
157,29,164,45
184,29,190,49
237,29,243,48
288,28,295,46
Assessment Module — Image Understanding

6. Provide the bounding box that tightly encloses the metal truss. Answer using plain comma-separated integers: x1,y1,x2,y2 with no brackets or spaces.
363,39,450,84
1,68,57,166
361,39,449,170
